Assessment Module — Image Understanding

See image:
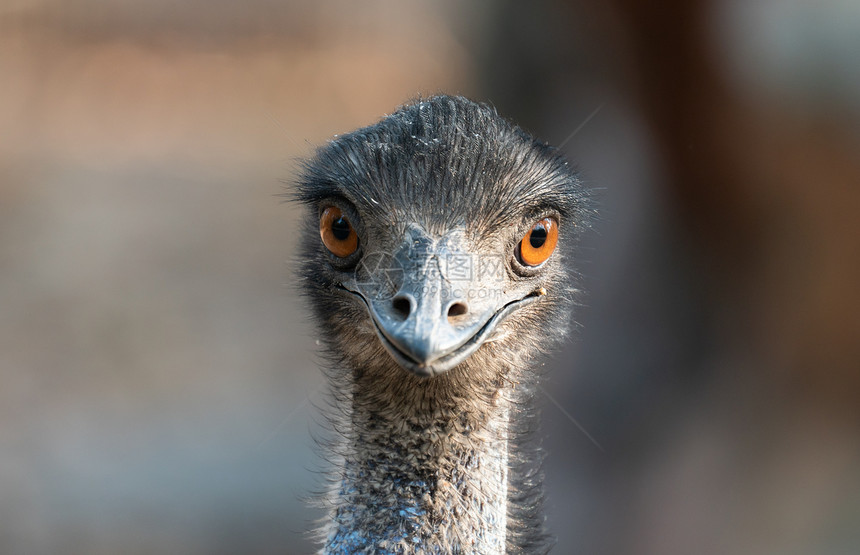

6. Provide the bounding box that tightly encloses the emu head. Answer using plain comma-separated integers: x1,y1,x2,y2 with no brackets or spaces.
296,96,585,388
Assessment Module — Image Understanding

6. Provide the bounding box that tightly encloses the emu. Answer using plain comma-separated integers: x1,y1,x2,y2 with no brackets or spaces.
295,95,587,554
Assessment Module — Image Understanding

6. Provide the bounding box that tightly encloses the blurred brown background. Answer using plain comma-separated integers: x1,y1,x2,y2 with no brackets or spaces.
1,1,858,553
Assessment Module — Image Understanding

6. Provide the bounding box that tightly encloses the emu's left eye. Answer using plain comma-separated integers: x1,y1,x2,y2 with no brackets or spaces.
517,218,558,267
320,206,359,258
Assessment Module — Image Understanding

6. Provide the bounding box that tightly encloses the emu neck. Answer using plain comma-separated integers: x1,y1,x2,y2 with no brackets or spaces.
324,371,512,554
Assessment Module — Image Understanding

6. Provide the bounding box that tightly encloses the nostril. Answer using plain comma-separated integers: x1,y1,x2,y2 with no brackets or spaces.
392,296,412,320
447,302,468,321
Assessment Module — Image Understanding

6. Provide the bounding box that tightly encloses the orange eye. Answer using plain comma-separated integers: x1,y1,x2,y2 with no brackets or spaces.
518,218,558,267
320,206,359,258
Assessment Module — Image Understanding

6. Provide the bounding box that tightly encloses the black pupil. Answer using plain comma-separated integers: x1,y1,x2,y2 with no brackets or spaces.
331,217,351,241
529,224,548,248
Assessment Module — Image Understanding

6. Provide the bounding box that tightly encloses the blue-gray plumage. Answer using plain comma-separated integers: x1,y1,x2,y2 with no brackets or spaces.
294,95,588,553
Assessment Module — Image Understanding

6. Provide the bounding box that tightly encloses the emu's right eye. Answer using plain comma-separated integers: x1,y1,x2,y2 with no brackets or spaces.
320,206,359,258
517,217,558,267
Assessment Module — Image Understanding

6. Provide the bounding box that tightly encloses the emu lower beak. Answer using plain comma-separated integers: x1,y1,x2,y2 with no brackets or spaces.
343,227,542,377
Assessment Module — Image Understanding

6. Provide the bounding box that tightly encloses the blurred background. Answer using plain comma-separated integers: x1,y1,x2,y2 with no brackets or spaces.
2,0,859,553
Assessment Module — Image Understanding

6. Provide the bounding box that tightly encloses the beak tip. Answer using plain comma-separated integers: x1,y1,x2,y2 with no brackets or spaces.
398,343,439,367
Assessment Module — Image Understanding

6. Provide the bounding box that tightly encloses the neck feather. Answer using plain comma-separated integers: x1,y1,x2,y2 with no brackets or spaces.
321,366,515,554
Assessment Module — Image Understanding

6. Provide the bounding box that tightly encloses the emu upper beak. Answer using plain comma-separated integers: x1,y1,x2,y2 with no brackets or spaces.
342,226,542,377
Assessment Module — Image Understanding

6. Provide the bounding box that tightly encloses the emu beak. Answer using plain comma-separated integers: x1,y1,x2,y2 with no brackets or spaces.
343,226,542,377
